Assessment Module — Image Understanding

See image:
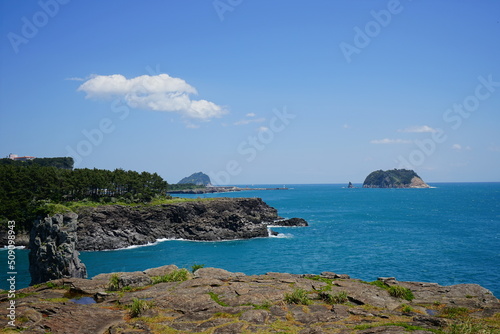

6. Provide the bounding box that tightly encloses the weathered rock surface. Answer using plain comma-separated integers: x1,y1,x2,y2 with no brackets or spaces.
3,266,498,333
29,212,87,285
75,198,307,251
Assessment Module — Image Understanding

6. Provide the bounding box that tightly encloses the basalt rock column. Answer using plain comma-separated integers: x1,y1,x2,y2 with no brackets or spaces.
29,212,87,285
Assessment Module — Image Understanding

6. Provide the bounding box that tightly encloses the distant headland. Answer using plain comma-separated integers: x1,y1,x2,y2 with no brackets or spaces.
168,172,288,194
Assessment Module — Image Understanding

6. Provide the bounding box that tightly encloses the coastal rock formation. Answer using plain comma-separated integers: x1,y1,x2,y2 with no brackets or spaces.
272,217,309,227
75,198,307,251
3,266,499,333
29,212,87,285
363,169,430,188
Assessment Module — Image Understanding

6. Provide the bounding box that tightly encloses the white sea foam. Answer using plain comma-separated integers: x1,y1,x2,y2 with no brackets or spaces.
267,227,293,238
1,245,26,250
269,232,293,239
107,238,178,251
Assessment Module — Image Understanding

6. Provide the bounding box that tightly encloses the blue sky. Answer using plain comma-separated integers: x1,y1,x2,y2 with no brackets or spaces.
1,0,499,184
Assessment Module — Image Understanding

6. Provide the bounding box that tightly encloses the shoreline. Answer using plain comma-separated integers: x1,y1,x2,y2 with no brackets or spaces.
167,186,288,194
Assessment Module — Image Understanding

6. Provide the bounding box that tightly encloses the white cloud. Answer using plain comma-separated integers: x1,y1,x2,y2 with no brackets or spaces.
452,144,471,151
398,125,437,133
246,113,256,117
257,126,269,132
370,138,413,144
343,124,350,129
66,77,86,81
234,117,266,126
77,74,227,120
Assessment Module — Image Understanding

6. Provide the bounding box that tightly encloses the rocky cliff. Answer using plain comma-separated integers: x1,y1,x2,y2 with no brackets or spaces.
2,266,498,333
363,169,430,188
75,198,307,251
29,212,87,285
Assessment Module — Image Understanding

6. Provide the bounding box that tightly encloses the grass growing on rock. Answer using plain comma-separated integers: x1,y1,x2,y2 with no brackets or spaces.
108,273,120,291
318,290,349,304
445,319,500,334
152,268,190,284
191,263,205,273
369,280,390,289
367,280,415,301
208,292,230,307
440,306,470,319
353,322,438,332
128,298,153,318
388,285,415,301
284,288,311,305
400,304,415,314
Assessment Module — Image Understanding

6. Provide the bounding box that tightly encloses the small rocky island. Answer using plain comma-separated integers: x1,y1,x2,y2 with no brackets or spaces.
177,171,212,186
363,169,430,188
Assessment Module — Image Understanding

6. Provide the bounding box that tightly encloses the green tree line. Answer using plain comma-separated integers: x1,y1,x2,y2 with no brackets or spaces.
0,157,74,169
0,164,168,231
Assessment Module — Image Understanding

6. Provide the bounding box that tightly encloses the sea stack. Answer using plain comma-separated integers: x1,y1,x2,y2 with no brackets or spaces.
29,212,87,285
363,169,430,188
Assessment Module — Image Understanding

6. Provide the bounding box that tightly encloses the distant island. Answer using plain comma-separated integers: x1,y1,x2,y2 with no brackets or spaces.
168,171,288,194
178,171,212,186
363,169,430,188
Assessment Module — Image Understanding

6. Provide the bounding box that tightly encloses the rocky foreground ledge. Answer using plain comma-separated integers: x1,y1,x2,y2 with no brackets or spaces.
2,266,498,334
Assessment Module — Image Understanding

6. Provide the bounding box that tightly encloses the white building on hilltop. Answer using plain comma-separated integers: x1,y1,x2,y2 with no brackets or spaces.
7,153,36,161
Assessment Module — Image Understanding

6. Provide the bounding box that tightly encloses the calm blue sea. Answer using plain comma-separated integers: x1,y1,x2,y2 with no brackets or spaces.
2,183,500,297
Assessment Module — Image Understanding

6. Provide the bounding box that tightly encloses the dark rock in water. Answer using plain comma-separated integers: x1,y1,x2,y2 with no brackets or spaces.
348,181,354,188
29,212,87,285
273,218,309,227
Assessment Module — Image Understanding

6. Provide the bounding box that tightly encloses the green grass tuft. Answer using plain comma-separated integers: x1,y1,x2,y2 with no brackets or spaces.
369,280,390,289
284,288,311,305
208,292,229,307
440,307,470,319
191,263,205,273
318,291,349,304
445,320,498,334
388,285,415,301
128,298,153,318
108,273,120,291
152,268,190,284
